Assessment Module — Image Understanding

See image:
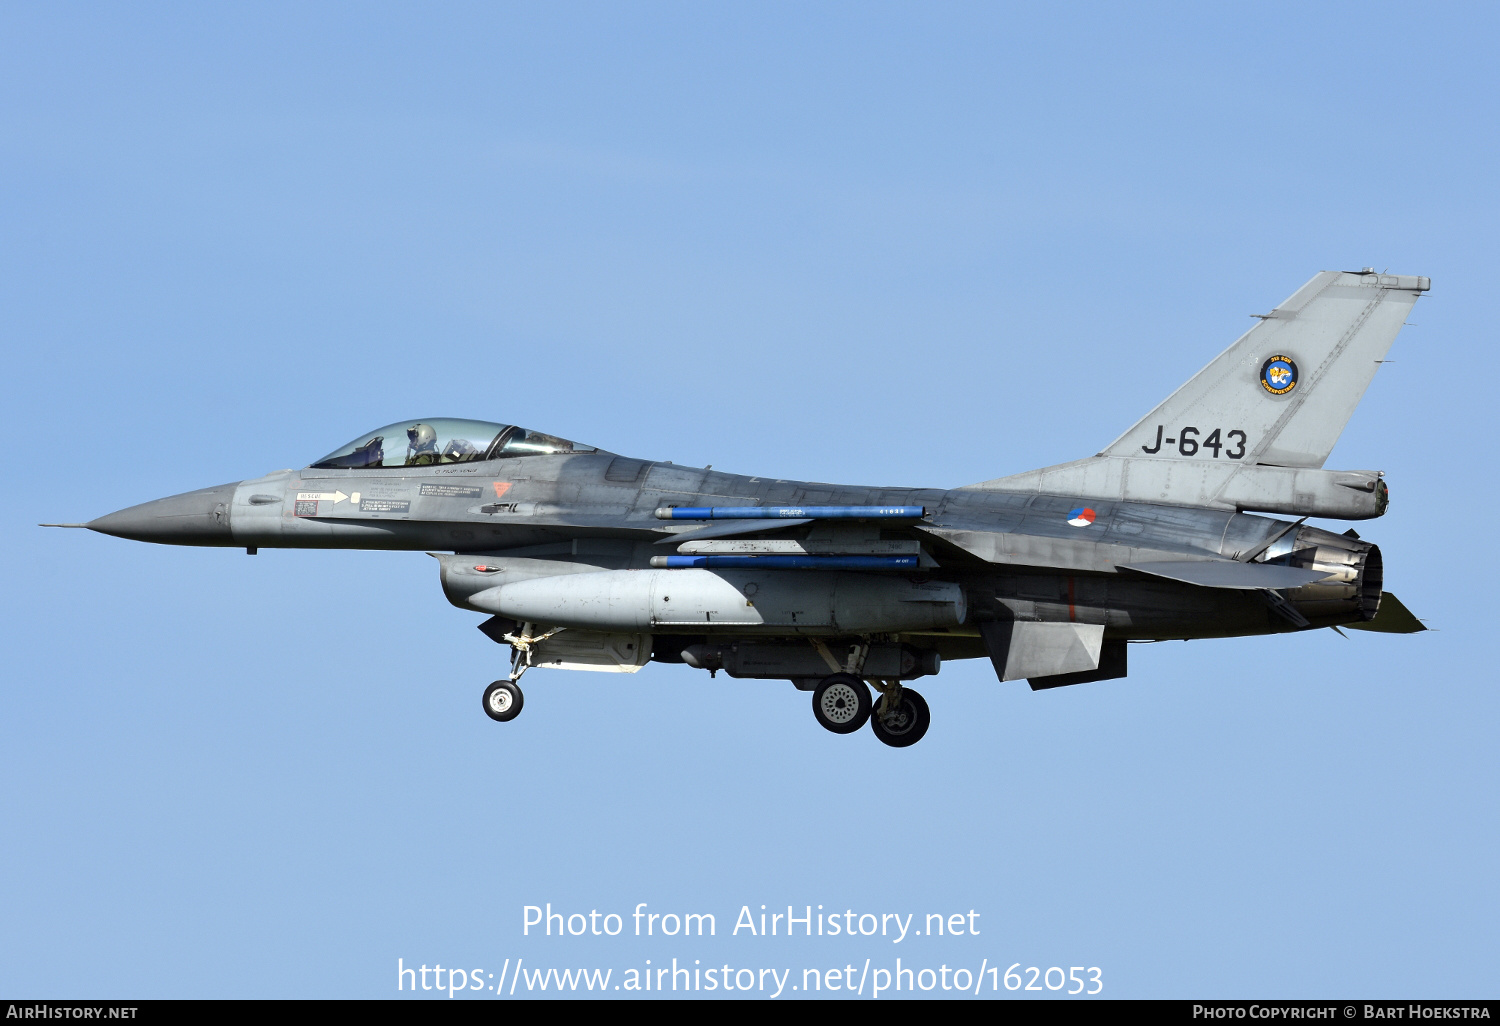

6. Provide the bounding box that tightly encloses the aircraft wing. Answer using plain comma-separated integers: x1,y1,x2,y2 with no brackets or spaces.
915,522,1245,577
651,505,931,569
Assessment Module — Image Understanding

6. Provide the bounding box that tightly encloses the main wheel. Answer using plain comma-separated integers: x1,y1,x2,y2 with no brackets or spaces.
812,674,871,734
482,680,524,722
870,687,930,747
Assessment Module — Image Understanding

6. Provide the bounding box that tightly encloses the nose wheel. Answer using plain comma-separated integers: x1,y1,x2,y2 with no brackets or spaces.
482,679,524,722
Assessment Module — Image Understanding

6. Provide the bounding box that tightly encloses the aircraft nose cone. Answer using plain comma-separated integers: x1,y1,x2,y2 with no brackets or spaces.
87,482,239,545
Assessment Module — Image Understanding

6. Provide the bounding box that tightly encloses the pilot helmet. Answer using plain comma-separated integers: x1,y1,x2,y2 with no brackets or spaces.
406,423,438,454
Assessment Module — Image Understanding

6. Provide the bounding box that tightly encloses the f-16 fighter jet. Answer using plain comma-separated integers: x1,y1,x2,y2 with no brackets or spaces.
52,270,1429,747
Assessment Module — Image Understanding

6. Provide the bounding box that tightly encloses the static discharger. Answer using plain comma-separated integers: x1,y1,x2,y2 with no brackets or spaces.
654,505,925,520
648,554,920,570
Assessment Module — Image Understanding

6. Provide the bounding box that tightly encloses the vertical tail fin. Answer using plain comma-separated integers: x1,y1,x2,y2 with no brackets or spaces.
1101,271,1429,468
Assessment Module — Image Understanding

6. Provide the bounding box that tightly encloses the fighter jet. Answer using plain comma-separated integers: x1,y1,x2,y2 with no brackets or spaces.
49,269,1429,747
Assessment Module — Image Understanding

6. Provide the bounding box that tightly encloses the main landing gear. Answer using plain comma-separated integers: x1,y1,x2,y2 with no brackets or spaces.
810,675,930,747
869,681,930,748
812,674,872,733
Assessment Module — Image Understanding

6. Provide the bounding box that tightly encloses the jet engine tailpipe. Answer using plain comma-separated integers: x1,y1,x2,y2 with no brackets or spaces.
1274,524,1383,625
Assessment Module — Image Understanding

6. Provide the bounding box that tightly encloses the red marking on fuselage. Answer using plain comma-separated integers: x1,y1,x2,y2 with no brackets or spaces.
492,482,512,499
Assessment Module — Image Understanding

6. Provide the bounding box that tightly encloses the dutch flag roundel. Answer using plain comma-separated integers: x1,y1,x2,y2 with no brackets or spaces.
1067,507,1096,527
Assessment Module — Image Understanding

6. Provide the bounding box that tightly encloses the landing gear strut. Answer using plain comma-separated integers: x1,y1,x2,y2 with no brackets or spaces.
480,622,561,723
811,674,872,734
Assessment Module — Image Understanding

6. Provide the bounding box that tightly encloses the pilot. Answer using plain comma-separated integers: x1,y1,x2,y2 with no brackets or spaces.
405,423,440,465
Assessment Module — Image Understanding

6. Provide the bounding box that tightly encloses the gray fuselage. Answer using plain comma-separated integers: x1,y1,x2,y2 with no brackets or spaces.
85,449,1380,665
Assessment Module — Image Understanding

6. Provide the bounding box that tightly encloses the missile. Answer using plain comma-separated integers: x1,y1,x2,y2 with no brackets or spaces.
654,505,925,520
677,539,920,555
649,555,919,569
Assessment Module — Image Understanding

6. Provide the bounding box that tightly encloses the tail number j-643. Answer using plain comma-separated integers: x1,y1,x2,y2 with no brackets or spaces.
1140,425,1246,459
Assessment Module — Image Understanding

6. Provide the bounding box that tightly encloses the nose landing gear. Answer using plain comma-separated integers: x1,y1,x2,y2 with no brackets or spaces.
480,622,560,724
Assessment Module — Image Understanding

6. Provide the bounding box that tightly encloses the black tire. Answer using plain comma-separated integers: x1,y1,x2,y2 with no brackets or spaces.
482,680,524,722
870,687,930,747
811,674,871,734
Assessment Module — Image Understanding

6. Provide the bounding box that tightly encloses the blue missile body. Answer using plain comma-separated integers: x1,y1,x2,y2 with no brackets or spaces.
654,505,925,521
650,555,919,570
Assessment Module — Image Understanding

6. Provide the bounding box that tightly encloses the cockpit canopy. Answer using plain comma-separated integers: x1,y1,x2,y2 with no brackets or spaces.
310,418,597,470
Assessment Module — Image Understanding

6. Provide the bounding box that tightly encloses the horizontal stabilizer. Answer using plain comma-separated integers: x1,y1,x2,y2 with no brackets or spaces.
1346,592,1427,633
1119,560,1333,590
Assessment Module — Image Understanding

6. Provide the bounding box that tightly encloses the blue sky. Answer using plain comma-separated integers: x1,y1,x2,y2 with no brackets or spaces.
2,2,1495,999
